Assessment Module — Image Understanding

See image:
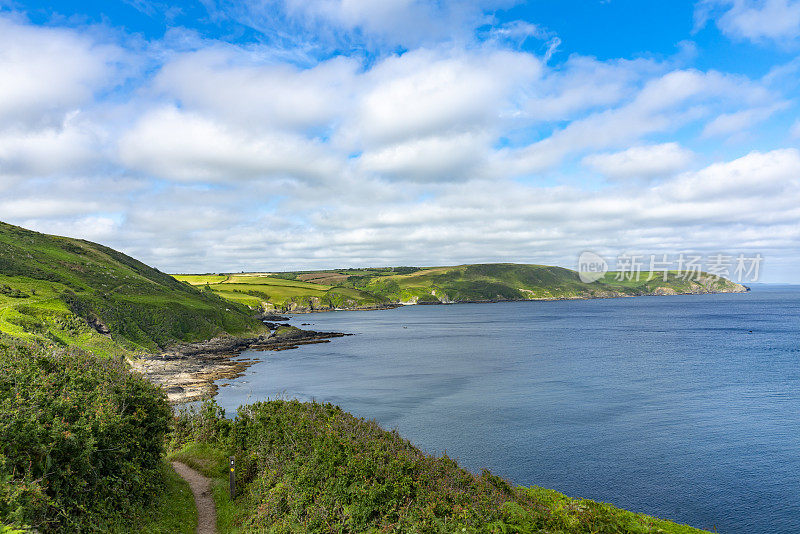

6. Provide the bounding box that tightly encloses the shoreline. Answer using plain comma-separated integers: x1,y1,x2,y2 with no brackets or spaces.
131,329,349,404
137,286,749,403
277,285,749,314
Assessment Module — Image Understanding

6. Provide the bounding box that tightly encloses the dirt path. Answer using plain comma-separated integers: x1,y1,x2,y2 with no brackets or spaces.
172,461,217,534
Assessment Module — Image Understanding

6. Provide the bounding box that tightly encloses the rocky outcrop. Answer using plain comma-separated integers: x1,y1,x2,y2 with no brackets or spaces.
131,328,349,403
653,287,679,296
87,316,111,337
260,313,291,321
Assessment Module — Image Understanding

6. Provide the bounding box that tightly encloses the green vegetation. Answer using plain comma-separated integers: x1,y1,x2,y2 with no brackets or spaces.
0,334,171,532
177,263,746,312
0,221,265,355
168,441,241,534
134,463,197,534
0,221,730,532
170,399,710,534
175,272,387,311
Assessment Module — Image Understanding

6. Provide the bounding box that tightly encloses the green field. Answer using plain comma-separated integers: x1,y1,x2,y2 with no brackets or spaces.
0,221,266,355
174,272,385,310
176,263,746,312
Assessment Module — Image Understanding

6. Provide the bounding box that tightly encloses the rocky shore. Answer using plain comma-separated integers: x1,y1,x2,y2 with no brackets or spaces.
131,327,348,403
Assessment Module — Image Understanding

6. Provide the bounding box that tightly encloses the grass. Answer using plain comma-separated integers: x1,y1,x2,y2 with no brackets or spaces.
133,463,197,534
174,274,231,285
227,275,332,290
0,221,266,355
168,442,241,534
190,277,384,310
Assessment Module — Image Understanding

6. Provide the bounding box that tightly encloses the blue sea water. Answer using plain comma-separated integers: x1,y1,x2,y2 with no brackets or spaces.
215,286,800,534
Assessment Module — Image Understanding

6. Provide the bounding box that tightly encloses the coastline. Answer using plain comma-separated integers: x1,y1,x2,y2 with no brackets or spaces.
137,284,749,403
131,328,349,403
278,283,749,313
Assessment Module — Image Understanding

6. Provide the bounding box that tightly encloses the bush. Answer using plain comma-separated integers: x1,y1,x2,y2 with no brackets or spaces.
172,400,709,533
0,336,171,532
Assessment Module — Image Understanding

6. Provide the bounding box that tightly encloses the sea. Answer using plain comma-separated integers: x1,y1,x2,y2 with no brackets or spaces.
214,285,800,534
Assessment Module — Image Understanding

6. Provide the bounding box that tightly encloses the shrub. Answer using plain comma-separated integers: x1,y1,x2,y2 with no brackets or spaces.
172,400,709,533
0,336,171,532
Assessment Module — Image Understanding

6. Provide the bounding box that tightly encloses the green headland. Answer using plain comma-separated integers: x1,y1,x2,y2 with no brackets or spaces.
175,263,746,313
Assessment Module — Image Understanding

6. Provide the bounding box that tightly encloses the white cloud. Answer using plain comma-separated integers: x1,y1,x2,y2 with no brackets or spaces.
0,198,105,218
195,0,518,53
701,103,788,137
154,49,359,133
358,132,491,182
583,143,695,180
0,114,101,176
342,47,541,148
1,12,799,281
282,0,507,47
0,17,122,128
696,0,800,44
659,148,800,201
118,107,342,182
524,55,664,122
15,216,120,242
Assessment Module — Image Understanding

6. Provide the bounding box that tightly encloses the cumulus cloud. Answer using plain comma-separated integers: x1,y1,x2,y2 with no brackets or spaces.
278,0,512,48
659,148,800,201
342,47,541,148
154,49,359,133
358,132,492,182
118,107,342,182
0,17,122,127
13,216,120,242
522,54,684,125
1,11,799,281
696,0,800,45
0,198,105,218
582,143,695,180
0,115,101,176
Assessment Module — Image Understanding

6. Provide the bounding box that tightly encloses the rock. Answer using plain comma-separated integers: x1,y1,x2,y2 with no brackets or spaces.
262,313,291,321
87,316,111,336
653,287,678,296
131,330,351,404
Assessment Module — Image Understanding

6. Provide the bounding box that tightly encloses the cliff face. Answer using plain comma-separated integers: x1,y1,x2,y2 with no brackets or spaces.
275,271,747,312
363,265,750,307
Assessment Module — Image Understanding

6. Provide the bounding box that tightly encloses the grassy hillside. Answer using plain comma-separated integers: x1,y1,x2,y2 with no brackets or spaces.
176,263,746,312
0,221,265,355
171,399,712,534
173,272,388,312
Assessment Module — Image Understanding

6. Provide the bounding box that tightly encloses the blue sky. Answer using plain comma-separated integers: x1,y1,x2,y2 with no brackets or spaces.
1,0,799,281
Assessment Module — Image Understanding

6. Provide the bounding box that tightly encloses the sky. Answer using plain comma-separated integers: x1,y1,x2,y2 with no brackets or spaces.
0,0,799,281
